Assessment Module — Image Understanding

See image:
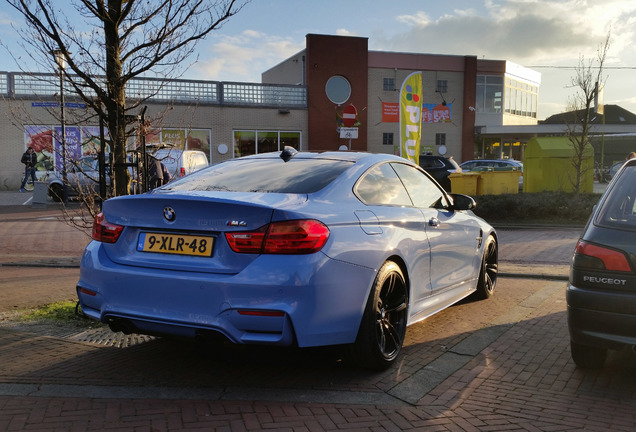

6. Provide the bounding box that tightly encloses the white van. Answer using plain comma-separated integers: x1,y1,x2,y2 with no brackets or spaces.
152,149,209,181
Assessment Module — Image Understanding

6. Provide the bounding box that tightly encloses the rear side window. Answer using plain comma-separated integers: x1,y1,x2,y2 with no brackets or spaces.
391,162,446,208
596,165,636,231
164,158,353,193
355,163,412,206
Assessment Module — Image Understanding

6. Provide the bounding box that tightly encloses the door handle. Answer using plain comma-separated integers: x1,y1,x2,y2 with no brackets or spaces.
428,217,440,227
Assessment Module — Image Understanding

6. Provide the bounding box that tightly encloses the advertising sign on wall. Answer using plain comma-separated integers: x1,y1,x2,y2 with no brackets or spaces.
161,129,186,149
383,102,453,124
24,126,54,175
80,126,110,156
382,102,399,122
25,125,111,173
53,126,82,172
422,103,452,123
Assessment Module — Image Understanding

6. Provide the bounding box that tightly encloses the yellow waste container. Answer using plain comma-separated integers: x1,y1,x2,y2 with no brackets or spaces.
476,168,521,195
449,172,479,196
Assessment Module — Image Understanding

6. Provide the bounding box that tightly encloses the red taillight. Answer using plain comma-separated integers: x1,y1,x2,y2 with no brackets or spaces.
92,212,124,243
225,225,267,253
79,287,97,296
574,240,632,272
238,310,285,317
226,220,329,254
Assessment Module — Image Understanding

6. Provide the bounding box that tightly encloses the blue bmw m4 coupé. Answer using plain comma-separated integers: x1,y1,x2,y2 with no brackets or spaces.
77,149,498,369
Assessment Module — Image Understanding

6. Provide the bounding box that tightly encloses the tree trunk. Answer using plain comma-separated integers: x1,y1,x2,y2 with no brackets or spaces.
103,3,129,197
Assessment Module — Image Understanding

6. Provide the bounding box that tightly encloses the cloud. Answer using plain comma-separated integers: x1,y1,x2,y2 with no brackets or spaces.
335,28,356,36
187,31,303,82
404,2,627,57
396,11,432,26
376,1,625,65
370,0,636,117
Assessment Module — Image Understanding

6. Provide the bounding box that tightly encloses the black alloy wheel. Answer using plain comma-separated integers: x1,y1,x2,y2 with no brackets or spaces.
475,235,498,300
49,184,64,202
350,261,408,370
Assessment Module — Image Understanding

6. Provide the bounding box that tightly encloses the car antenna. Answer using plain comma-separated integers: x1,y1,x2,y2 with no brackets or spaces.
280,146,298,162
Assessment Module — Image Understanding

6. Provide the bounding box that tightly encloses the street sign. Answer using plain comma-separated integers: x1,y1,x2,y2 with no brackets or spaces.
339,127,358,139
31,102,86,109
342,104,357,127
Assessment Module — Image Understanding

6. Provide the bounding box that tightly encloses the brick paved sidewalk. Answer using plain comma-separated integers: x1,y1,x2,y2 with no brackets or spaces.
1,279,635,431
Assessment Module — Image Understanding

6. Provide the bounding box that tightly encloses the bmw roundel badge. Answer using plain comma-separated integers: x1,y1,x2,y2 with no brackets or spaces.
163,206,176,222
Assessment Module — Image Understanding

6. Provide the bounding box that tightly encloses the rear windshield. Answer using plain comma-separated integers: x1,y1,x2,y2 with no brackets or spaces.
163,157,353,194
596,165,636,232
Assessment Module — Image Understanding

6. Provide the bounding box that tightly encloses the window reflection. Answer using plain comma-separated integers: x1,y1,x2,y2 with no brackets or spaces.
355,164,412,206
391,163,445,208
166,158,352,194
233,130,301,157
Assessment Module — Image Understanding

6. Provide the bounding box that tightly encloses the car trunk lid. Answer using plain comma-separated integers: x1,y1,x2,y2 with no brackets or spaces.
98,192,307,274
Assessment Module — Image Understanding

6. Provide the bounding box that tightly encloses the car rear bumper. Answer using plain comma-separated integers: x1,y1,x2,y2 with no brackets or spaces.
77,241,377,348
566,284,636,349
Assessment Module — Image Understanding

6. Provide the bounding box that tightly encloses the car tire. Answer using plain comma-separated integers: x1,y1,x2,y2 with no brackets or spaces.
349,261,408,370
49,184,63,202
474,235,498,300
570,340,607,368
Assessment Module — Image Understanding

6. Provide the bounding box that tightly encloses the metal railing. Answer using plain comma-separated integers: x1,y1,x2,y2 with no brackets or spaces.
2,71,306,108
222,82,306,107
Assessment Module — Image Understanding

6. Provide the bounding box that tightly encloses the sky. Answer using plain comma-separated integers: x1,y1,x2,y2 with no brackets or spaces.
2,0,636,120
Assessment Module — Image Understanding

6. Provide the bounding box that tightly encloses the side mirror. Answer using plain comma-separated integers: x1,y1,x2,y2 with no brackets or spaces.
450,193,476,211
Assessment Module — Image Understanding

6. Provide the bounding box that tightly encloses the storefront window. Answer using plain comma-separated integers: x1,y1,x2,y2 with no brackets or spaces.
233,130,301,157
234,131,256,157
280,132,300,150
258,131,279,153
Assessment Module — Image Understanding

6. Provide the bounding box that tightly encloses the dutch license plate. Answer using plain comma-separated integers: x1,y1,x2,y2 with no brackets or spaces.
137,232,214,257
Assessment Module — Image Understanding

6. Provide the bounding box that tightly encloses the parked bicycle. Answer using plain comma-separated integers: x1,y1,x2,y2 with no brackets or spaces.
594,162,611,183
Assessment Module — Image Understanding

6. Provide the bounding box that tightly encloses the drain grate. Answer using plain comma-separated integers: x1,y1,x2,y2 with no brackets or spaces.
68,328,156,347
1,312,155,347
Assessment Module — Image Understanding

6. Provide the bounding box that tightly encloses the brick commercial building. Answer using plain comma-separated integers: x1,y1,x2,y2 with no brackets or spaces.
1,33,541,190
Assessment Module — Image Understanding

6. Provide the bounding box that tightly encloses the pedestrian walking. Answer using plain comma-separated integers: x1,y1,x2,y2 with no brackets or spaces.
147,154,167,190
161,160,171,184
19,146,37,192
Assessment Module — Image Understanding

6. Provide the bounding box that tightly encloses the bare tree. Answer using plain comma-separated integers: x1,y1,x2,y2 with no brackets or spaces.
564,33,610,197
6,0,247,196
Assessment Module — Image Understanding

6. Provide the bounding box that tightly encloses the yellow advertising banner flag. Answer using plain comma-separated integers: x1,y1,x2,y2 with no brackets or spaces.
399,71,422,165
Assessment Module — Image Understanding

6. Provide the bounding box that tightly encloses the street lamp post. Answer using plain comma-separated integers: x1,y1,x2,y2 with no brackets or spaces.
51,49,68,204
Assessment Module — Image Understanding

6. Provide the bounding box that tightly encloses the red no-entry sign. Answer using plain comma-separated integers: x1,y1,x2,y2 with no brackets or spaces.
342,104,357,127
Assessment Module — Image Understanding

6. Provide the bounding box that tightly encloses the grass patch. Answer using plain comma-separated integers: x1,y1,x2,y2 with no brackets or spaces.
19,300,85,323
472,191,601,225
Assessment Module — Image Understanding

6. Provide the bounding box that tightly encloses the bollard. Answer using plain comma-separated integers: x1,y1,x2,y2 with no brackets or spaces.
31,181,48,208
